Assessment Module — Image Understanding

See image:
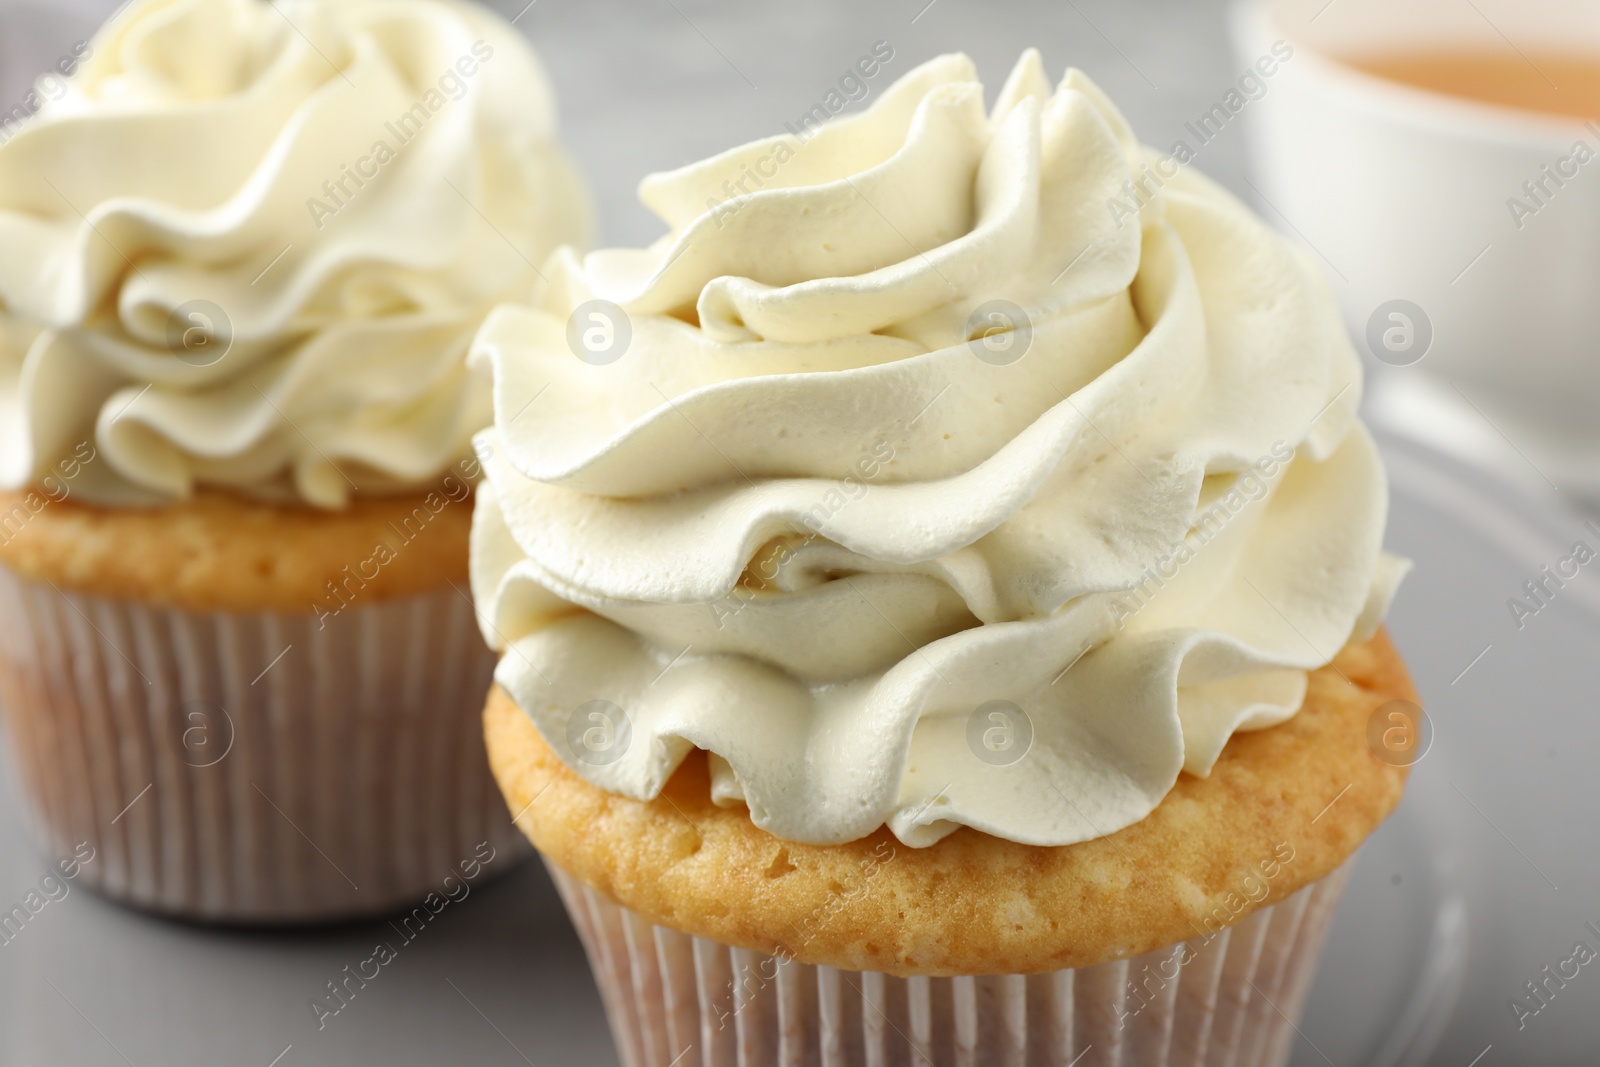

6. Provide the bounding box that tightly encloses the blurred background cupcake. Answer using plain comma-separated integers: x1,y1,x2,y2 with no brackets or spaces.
470,52,1413,1065
0,0,588,921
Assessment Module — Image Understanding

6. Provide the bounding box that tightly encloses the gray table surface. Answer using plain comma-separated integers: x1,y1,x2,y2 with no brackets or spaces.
2,0,1599,1064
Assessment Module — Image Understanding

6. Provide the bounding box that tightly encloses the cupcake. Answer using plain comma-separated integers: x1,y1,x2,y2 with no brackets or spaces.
0,0,587,921
473,51,1412,1064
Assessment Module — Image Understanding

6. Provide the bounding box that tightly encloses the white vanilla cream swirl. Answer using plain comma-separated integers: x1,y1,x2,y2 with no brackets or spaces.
0,0,587,507
471,52,1407,848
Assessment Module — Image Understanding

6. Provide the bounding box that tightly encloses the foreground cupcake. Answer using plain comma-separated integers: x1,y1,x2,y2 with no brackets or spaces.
0,0,587,921
474,52,1412,1064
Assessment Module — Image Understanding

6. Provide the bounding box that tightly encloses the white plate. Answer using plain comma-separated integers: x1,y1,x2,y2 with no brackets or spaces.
1293,747,1472,1066
1291,430,1600,1065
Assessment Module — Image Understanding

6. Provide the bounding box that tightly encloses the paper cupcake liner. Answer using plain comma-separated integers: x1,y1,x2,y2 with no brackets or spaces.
546,858,1352,1067
0,563,525,923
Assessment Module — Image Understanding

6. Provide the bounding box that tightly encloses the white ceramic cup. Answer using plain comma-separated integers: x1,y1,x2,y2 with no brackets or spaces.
1231,0,1600,500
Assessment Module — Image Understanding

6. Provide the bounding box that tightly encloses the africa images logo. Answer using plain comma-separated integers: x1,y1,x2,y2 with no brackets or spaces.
305,40,496,230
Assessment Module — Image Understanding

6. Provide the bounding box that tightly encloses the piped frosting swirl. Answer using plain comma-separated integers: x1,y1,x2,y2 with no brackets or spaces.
0,0,588,507
471,52,1405,848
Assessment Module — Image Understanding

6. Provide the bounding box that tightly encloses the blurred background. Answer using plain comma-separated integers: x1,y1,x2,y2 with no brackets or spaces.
2,0,1599,1063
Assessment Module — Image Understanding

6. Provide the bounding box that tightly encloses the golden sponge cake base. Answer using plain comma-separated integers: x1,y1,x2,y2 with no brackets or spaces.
486,629,1415,977
0,487,472,613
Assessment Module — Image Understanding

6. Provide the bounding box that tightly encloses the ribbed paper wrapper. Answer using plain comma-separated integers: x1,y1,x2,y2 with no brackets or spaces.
546,858,1351,1067
0,564,525,923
